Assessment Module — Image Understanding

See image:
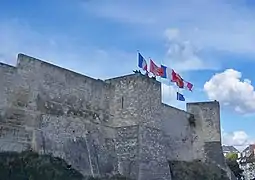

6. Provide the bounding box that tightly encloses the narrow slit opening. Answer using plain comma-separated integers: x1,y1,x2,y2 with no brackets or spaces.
121,97,124,109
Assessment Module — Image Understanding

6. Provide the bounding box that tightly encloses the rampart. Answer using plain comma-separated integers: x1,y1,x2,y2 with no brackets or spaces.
0,54,232,179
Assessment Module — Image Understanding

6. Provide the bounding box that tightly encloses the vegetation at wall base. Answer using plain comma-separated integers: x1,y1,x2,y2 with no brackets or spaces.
0,150,231,180
86,174,133,180
0,151,132,180
225,152,244,179
168,160,230,180
0,150,83,180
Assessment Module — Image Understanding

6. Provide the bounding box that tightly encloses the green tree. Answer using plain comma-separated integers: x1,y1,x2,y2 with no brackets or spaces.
226,152,238,161
0,151,132,180
0,151,83,180
225,153,243,179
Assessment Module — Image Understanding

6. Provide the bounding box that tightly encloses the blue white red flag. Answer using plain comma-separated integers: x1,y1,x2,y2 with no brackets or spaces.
184,81,193,91
161,65,172,79
138,53,148,71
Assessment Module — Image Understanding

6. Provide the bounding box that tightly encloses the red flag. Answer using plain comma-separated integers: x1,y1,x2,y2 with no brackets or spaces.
186,81,193,91
171,70,184,88
150,59,163,76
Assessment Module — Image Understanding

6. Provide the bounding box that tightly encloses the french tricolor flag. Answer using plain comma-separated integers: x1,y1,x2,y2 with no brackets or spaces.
161,65,193,91
161,65,172,79
138,53,148,71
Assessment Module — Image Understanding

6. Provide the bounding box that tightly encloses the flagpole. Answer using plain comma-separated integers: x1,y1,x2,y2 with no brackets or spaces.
177,86,180,101
137,50,139,61
160,54,163,83
136,50,139,73
148,56,151,77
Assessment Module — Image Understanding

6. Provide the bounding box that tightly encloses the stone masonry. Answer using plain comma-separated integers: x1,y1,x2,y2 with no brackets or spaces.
0,54,232,179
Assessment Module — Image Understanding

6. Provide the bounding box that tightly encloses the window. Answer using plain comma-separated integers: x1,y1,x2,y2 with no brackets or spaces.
121,96,124,109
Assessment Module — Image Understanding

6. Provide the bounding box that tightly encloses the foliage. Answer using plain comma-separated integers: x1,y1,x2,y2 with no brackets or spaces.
225,152,243,179
168,160,229,180
225,152,238,161
87,174,133,180
0,151,84,180
226,158,243,179
0,151,133,180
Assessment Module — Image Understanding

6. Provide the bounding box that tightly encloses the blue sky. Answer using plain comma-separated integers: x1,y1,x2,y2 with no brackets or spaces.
1,0,255,151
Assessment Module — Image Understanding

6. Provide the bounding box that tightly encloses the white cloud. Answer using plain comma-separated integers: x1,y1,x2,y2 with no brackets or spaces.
222,129,254,151
164,28,219,72
204,69,255,114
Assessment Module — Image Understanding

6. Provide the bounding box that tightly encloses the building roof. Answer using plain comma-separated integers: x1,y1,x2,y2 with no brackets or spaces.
222,145,240,153
242,144,255,153
240,144,255,164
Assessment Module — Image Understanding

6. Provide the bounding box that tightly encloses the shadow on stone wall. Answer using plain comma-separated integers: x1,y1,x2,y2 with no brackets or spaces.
85,174,133,180
0,150,133,180
168,160,230,180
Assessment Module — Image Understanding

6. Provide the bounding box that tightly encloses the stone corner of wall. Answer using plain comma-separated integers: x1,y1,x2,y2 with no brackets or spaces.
105,73,161,87
17,53,32,61
161,102,189,114
105,73,139,82
15,53,105,83
17,53,27,59
186,100,220,107
0,61,17,70
16,53,38,67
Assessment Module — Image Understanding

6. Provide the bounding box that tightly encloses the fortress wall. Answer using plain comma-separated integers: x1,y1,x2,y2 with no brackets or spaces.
106,74,162,129
161,104,194,161
0,62,32,152
136,76,162,129
0,53,229,179
115,125,140,179
138,125,172,180
38,114,117,176
187,101,225,166
16,54,112,125
105,74,142,127
106,75,172,179
107,74,196,164
0,54,118,176
0,63,17,109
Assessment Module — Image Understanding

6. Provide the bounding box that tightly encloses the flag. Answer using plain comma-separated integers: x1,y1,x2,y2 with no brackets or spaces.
185,81,193,91
150,59,163,76
177,92,185,101
138,53,148,71
162,65,193,91
171,70,184,88
161,65,172,79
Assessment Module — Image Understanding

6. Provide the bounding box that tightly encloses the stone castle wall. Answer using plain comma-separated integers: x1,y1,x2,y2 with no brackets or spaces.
0,54,228,180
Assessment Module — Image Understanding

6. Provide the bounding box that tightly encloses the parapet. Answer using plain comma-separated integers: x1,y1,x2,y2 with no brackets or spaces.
0,53,222,131
0,62,16,73
186,100,221,141
106,71,160,88
187,100,220,108
0,62,16,69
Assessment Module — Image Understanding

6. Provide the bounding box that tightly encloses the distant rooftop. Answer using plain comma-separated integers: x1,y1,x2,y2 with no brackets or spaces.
242,144,255,153
222,145,240,153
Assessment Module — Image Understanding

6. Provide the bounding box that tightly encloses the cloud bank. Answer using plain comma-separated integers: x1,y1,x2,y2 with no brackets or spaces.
204,69,255,114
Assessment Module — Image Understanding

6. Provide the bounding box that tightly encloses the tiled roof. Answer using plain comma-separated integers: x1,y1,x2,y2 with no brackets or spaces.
222,145,240,153
243,146,249,152
242,144,255,153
